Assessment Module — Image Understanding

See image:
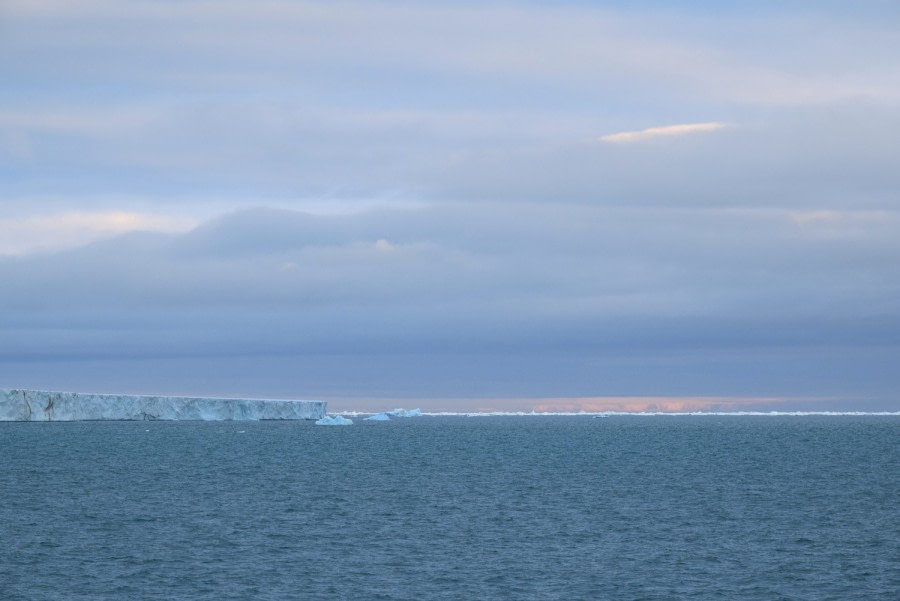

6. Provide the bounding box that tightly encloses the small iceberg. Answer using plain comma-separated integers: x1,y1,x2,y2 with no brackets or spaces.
364,412,391,421
387,408,423,417
315,415,353,426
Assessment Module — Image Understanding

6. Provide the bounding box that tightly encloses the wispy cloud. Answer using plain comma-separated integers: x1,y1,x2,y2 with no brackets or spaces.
788,209,892,225
600,122,729,143
0,211,197,255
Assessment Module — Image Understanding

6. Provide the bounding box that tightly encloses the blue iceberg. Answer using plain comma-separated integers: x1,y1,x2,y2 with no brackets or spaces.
364,412,392,421
315,415,353,426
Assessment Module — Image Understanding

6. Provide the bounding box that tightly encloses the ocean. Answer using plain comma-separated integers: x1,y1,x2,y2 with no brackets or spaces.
2,415,898,600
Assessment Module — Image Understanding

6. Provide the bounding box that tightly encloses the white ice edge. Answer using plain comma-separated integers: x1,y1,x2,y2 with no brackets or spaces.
339,410,900,417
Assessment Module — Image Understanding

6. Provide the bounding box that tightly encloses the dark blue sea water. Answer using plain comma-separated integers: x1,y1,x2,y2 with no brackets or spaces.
2,416,898,600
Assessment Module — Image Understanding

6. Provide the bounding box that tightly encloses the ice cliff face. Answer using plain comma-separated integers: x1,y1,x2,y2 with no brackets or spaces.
0,389,326,421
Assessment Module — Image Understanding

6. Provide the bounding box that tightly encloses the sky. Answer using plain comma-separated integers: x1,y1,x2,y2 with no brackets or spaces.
2,0,899,412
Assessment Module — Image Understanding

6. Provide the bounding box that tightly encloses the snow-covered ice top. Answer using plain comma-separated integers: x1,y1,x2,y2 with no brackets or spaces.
0,389,326,421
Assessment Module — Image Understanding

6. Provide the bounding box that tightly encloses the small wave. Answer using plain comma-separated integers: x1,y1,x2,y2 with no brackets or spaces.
336,410,900,417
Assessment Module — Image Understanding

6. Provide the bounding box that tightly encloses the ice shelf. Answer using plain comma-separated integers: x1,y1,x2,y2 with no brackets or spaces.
0,389,327,421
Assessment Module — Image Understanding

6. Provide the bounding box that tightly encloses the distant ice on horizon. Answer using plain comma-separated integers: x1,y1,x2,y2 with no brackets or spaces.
387,408,422,417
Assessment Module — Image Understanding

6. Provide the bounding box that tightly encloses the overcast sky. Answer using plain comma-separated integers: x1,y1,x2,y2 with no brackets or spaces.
2,1,899,411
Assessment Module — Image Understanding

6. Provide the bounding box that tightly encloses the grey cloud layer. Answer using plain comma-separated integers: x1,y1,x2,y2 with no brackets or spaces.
3,204,897,361
4,2,900,205
5,102,900,214
6,1,898,103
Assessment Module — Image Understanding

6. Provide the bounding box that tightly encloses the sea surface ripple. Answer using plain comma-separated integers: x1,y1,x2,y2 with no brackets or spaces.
1,416,898,600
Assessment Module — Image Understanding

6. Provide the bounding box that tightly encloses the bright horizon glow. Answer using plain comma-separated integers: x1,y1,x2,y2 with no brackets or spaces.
0,211,198,256
318,395,868,414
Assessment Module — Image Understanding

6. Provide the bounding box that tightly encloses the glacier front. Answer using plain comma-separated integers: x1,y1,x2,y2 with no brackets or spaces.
0,389,327,421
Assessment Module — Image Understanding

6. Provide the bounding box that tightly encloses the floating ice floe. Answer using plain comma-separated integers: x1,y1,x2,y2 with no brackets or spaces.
387,408,422,417
315,415,353,426
364,412,391,421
